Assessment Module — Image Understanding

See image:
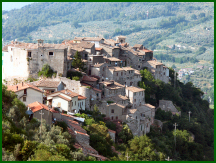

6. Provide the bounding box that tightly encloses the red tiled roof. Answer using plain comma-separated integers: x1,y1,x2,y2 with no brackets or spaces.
65,119,87,133
28,101,50,113
67,127,76,138
108,129,116,134
7,82,43,93
81,83,102,92
49,109,59,113
73,143,82,149
82,76,98,82
95,48,102,51
143,48,153,53
78,95,87,100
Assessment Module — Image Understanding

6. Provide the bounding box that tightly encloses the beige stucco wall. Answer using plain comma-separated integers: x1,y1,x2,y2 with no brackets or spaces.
16,88,43,105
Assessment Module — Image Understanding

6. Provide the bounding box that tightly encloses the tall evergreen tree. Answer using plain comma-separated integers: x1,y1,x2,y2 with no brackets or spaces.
72,51,85,71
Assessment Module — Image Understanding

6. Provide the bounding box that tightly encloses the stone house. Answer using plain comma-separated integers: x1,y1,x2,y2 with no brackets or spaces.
31,79,65,94
159,100,181,116
2,39,68,81
81,75,98,87
99,80,125,98
7,82,43,105
143,60,169,83
106,66,141,87
126,108,151,136
125,86,145,108
47,89,86,113
99,94,130,121
99,42,120,58
28,101,55,125
90,63,107,80
104,56,124,67
126,103,155,136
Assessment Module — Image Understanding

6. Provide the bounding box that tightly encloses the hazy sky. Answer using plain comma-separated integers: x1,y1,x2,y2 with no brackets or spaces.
2,2,35,11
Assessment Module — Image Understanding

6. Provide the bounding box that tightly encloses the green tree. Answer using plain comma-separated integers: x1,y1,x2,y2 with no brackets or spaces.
128,135,158,161
72,51,85,71
118,124,133,144
38,64,55,78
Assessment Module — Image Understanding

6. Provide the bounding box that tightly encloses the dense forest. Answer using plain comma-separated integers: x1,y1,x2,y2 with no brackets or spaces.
2,2,179,41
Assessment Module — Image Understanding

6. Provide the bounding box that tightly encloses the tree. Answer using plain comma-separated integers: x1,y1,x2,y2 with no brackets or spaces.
38,64,55,78
118,124,133,144
128,135,158,161
72,51,85,71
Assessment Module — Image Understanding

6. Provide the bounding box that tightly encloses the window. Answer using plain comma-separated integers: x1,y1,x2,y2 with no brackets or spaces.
121,72,123,76
117,73,118,76
110,61,111,64
75,101,76,105
134,99,136,102
164,72,165,75
23,97,26,102
49,52,54,56
24,89,27,95
111,116,113,120
134,92,136,96
116,116,118,120
28,52,31,57
103,67,105,71
89,58,91,61
111,109,114,113
97,93,99,97
136,116,137,119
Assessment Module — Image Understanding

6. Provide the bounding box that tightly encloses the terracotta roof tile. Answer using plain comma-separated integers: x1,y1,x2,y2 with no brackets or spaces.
78,95,87,100
28,101,50,113
7,82,43,93
82,76,98,82
108,129,116,134
143,48,153,53
95,47,103,51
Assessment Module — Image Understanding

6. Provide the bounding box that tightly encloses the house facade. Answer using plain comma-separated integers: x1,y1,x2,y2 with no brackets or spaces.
7,82,43,105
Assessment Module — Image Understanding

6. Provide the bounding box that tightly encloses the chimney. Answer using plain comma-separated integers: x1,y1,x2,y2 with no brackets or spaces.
16,86,18,90
22,82,24,86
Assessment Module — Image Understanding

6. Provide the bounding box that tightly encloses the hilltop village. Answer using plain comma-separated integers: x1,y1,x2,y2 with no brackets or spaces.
3,36,175,159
